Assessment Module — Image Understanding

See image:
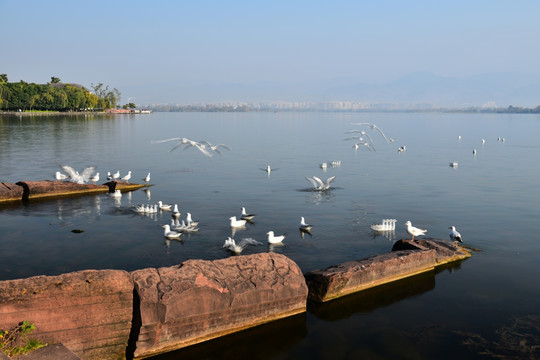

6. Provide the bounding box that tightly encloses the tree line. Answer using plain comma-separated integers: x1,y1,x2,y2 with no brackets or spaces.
0,74,123,112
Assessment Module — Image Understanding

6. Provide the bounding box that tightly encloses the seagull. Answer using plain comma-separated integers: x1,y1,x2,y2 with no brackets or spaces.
449,226,463,243
172,204,181,219
201,141,231,155
240,207,255,221
134,204,146,213
473,149,477,155
59,165,96,184
157,201,172,211
305,175,336,191
229,216,247,228
299,217,312,232
55,171,68,181
350,122,393,142
223,237,262,254
120,171,131,182
398,145,406,153
162,224,181,239
449,162,458,168
153,137,214,158
90,172,100,184
108,189,122,198
107,171,112,180
404,221,427,241
112,171,120,180
142,173,151,183
266,231,285,244
186,212,198,227
344,136,376,151
345,130,376,148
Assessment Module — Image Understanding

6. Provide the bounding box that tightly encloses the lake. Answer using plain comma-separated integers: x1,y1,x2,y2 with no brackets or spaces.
1,111,539,359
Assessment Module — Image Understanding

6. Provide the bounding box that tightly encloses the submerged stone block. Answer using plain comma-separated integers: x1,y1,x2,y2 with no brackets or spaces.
130,252,308,359
305,249,437,302
305,238,472,303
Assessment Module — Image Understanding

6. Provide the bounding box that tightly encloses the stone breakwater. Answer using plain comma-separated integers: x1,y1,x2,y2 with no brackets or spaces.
0,180,144,203
0,240,471,359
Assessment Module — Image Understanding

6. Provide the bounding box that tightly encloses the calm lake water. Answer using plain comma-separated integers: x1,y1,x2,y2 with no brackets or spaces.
1,111,539,359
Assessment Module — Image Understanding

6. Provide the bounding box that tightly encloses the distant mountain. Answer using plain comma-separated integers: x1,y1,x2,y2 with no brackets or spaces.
319,72,540,108
129,72,540,108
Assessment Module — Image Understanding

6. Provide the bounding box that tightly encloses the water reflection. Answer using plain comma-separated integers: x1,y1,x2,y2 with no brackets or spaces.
308,271,437,321
152,313,307,360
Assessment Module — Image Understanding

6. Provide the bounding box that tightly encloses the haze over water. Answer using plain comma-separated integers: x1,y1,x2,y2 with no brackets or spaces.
1,112,540,359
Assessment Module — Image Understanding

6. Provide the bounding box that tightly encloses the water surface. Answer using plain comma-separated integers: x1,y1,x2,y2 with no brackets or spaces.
1,112,539,359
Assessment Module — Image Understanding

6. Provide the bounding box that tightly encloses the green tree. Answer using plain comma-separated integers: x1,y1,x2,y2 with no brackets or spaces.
50,76,61,84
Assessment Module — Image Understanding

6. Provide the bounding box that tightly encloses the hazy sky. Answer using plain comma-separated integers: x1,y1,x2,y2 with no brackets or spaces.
2,0,540,104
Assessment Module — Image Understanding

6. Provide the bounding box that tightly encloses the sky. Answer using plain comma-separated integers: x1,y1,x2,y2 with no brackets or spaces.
2,0,540,105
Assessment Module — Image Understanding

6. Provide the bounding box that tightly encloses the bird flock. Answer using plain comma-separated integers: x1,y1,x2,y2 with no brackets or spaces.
53,122,480,262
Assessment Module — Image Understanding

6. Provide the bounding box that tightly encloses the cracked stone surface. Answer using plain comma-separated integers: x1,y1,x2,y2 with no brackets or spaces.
130,252,308,359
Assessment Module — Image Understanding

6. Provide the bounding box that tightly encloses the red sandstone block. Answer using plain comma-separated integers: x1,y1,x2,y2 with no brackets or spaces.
130,253,308,359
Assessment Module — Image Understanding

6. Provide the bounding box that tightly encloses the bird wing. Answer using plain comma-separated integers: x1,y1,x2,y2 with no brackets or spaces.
60,165,79,180
326,176,336,186
238,238,262,247
312,176,325,188
80,166,96,182
195,144,213,158
151,137,183,144
169,142,186,153
305,177,319,188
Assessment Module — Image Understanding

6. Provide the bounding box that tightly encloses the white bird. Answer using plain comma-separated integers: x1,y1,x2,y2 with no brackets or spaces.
481,139,486,144
157,201,172,211
266,231,285,244
172,204,180,219
350,122,392,142
154,137,214,158
449,226,463,243
240,207,255,221
473,149,477,155
142,173,151,183
55,171,68,181
120,171,131,182
201,141,231,155
107,171,112,180
229,216,247,228
398,146,406,153
186,212,198,227
405,221,427,241
305,175,336,191
91,172,100,184
223,237,261,254
134,204,146,213
162,224,181,239
299,217,312,232
108,189,122,198
111,171,120,180
59,165,96,184
449,162,458,168
266,165,271,174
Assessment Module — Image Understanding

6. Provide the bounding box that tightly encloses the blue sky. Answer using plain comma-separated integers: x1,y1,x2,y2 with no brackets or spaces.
2,0,540,105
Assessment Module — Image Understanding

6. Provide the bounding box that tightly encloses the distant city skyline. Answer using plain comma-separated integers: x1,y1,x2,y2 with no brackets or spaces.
3,1,540,107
